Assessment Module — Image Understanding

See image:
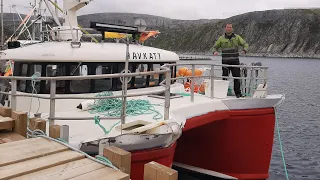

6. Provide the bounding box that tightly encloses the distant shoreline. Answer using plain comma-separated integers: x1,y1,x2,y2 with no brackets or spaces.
177,52,320,59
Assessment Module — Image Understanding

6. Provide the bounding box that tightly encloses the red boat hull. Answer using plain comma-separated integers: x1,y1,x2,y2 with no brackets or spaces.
174,108,276,180
130,143,177,180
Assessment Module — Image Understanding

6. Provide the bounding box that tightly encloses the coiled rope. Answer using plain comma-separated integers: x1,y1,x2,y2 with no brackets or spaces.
88,92,163,135
94,116,120,135
88,92,163,120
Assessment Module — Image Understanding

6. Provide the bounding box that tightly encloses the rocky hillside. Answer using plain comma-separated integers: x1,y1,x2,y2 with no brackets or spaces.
129,9,320,57
1,9,320,57
78,13,218,29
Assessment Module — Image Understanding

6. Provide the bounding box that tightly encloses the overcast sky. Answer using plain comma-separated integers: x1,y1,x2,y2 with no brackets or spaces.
3,0,320,20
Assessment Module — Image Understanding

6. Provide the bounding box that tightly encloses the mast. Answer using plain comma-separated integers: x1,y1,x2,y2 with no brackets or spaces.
32,0,36,40
1,0,3,49
55,0,58,17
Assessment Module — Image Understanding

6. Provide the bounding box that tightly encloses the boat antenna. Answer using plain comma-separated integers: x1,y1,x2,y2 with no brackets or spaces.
1,0,3,50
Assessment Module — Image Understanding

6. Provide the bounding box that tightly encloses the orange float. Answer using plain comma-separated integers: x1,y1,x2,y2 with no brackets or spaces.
185,70,192,77
180,67,204,93
184,82,200,93
198,83,205,93
184,69,203,77
178,67,188,77
195,69,203,76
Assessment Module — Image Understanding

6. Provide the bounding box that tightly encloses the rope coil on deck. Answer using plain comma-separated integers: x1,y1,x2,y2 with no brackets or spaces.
89,91,163,120
89,92,163,134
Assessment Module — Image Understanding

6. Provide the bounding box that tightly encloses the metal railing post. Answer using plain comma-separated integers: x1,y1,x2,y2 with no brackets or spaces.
164,69,171,120
11,79,17,111
49,80,56,127
121,36,130,127
249,67,254,96
191,65,195,102
76,29,79,41
252,67,257,95
210,65,215,99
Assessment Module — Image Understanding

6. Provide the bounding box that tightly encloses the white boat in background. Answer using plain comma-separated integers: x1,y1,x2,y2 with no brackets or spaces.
0,1,285,180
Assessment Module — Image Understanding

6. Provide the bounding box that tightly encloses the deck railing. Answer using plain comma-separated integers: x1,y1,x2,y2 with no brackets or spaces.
161,63,268,102
0,69,172,127
0,61,268,137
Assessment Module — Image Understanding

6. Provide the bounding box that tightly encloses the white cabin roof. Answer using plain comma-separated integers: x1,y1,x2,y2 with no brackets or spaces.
0,42,179,63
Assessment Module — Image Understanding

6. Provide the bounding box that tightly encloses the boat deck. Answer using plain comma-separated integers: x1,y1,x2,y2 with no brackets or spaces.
0,137,129,180
11,83,283,149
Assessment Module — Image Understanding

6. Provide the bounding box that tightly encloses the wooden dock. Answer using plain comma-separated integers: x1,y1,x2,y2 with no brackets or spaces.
0,106,130,180
0,106,178,180
0,137,129,180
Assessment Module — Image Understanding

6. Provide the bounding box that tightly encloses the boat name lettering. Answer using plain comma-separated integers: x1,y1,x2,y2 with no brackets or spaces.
132,52,161,60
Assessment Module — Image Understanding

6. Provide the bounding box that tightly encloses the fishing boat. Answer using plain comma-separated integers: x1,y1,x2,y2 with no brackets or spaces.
0,0,285,179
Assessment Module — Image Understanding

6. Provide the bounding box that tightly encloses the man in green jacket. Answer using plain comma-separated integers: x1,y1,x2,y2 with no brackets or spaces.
211,24,249,98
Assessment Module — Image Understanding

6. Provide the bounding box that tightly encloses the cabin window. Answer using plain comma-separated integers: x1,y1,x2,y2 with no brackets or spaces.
95,65,113,92
134,64,148,88
149,64,161,87
18,64,28,92
70,64,91,93
45,65,66,94
15,62,173,94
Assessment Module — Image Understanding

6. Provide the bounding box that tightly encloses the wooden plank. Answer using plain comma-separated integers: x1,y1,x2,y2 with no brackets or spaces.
0,150,85,180
11,159,96,180
69,167,129,180
29,118,46,133
144,161,178,180
49,125,60,139
92,173,130,180
12,111,27,137
91,172,130,180
0,138,11,144
0,138,69,166
39,160,106,180
0,131,25,144
0,107,12,117
0,117,14,130
0,137,49,154
103,146,131,175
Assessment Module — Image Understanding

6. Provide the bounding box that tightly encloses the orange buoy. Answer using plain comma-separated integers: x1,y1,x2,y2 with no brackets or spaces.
185,69,192,77
195,69,203,76
184,82,199,93
184,69,203,77
184,82,190,89
178,67,188,77
199,83,205,93
194,84,199,93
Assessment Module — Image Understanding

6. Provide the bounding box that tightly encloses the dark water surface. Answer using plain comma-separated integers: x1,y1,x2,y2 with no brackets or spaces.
176,57,320,180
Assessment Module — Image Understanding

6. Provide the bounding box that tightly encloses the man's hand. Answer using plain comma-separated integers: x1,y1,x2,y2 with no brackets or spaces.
213,51,219,56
